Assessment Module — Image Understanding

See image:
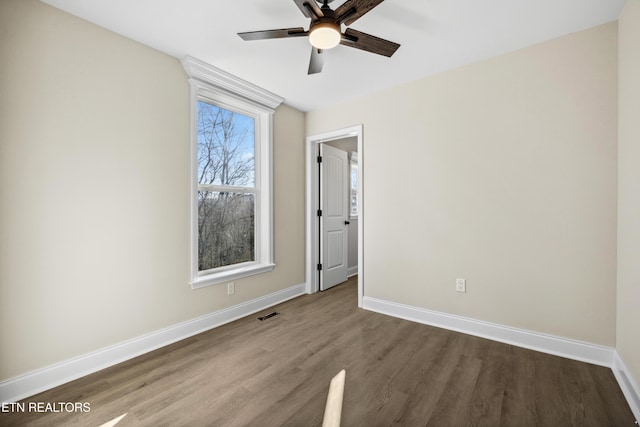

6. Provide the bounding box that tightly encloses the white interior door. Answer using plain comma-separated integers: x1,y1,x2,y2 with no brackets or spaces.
320,144,349,291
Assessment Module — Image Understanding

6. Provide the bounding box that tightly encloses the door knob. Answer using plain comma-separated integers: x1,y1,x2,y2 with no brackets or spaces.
344,220,350,225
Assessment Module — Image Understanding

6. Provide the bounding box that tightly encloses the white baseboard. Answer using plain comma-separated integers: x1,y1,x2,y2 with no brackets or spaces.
347,266,358,278
0,283,306,403
613,351,640,422
362,296,615,367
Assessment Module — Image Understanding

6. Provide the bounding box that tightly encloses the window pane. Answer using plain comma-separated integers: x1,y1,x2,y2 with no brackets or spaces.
351,164,357,191
197,101,255,187
198,191,255,271
350,163,358,216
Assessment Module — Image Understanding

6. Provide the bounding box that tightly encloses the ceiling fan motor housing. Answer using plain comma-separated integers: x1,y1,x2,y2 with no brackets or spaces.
309,6,341,49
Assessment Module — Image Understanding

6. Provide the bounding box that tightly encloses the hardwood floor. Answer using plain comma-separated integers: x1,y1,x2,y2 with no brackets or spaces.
2,276,635,426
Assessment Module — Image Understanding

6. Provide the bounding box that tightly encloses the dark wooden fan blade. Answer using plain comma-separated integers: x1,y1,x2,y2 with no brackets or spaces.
308,47,324,74
335,0,385,26
238,28,307,41
340,27,400,57
293,0,324,20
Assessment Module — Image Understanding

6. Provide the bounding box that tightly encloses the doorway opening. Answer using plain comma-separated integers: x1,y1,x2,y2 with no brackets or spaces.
305,125,363,307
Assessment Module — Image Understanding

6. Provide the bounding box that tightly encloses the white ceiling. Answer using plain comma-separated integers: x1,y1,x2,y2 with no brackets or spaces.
41,0,624,112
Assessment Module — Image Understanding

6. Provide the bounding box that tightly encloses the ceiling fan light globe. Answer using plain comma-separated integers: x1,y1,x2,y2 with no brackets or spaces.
309,23,341,49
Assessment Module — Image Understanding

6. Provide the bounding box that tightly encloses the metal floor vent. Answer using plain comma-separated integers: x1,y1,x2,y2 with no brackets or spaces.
258,311,279,321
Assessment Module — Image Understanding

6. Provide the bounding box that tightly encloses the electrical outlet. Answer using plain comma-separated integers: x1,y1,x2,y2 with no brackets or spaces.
227,282,235,295
456,278,466,293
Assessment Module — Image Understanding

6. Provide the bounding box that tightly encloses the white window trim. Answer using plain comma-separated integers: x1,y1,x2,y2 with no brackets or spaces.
182,56,284,289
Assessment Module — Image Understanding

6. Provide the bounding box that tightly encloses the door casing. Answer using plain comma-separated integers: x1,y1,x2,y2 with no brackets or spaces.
305,125,363,307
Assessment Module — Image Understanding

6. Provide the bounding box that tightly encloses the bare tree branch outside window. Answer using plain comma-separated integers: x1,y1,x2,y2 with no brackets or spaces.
197,101,256,271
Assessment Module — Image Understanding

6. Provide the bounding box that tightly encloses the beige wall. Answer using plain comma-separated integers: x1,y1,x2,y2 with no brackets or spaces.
0,0,305,381
307,23,618,346
618,0,640,386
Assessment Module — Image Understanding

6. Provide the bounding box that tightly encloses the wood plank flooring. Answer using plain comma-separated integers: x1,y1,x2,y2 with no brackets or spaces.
2,276,635,426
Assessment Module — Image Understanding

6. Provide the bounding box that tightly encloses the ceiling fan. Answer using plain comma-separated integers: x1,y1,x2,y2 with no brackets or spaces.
238,0,400,74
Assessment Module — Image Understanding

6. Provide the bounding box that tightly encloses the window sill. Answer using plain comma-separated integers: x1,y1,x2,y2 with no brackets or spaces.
190,262,275,290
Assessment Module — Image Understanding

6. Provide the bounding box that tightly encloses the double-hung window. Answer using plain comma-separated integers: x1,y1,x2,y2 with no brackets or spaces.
350,152,359,218
182,57,283,289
